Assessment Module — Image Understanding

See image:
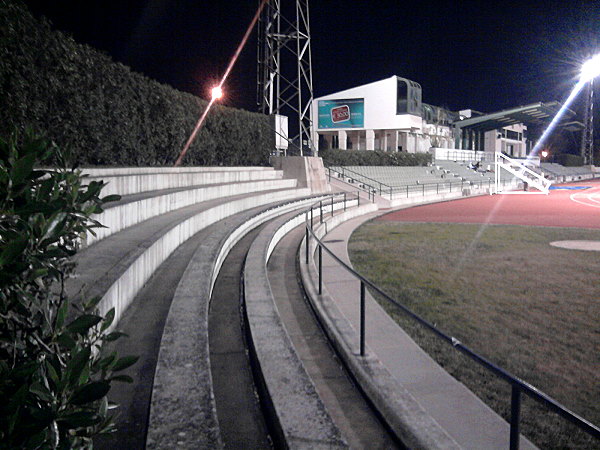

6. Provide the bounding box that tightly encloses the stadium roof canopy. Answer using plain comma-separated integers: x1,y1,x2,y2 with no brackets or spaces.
453,102,582,132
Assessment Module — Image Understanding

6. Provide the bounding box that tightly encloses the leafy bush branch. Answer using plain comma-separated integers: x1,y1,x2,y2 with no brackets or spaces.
0,131,135,448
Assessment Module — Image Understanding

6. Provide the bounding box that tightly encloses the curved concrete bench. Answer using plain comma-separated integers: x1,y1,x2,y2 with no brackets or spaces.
69,182,311,333
82,166,282,197
87,178,298,245
146,195,329,449
242,199,370,448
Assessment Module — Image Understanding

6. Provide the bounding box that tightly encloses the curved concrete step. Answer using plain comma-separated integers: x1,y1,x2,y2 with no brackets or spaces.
146,195,327,449
87,178,299,245
68,186,311,332
83,166,283,197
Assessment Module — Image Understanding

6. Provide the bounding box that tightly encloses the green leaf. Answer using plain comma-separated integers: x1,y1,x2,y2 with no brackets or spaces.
83,296,102,311
55,299,69,329
100,308,115,332
57,332,77,350
70,381,110,405
101,194,121,203
102,331,128,342
66,314,102,335
57,411,102,428
96,352,117,371
0,237,27,266
111,355,139,372
109,374,133,383
67,346,91,386
10,152,36,185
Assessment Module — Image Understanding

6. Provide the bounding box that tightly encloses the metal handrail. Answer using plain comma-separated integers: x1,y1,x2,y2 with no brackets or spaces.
303,195,600,449
326,165,519,199
326,166,393,199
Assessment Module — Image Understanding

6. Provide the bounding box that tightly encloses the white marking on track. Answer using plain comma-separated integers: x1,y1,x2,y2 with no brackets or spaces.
569,186,600,208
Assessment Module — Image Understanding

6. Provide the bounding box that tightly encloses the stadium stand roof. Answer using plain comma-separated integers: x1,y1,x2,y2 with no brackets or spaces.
453,102,582,132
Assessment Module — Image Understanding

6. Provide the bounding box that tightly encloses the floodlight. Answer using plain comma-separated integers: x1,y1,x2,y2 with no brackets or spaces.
211,86,223,100
581,53,600,82
541,150,548,158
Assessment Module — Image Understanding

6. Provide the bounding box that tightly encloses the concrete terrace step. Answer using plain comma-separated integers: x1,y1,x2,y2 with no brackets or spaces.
146,195,329,449
82,166,283,197
87,178,298,245
244,207,349,449
67,186,311,331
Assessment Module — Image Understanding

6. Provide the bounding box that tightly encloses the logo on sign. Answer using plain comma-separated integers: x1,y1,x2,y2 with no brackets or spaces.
331,105,350,123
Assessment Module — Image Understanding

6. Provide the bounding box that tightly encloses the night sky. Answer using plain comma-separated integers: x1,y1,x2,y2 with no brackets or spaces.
24,0,600,115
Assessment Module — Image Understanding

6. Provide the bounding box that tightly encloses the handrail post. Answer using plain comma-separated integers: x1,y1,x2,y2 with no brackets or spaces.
305,225,309,264
320,201,323,223
357,191,360,206
510,385,521,450
360,281,366,356
310,207,313,229
343,192,347,210
331,196,334,217
318,244,323,295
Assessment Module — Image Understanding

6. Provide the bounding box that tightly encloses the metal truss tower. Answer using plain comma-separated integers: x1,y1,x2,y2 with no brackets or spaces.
580,79,594,165
257,0,314,156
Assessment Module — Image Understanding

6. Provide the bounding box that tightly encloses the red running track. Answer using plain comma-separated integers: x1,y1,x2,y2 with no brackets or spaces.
378,180,600,229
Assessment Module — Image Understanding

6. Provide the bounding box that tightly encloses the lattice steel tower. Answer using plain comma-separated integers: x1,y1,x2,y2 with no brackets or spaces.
580,79,594,165
257,0,314,155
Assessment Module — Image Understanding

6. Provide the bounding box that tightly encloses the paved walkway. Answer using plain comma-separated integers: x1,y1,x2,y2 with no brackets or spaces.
320,211,535,449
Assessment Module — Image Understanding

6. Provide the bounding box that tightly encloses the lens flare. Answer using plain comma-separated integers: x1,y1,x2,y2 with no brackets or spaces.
211,86,223,100
174,0,268,167
581,53,600,82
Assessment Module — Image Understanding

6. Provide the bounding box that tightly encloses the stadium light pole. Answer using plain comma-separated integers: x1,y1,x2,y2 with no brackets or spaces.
580,53,600,166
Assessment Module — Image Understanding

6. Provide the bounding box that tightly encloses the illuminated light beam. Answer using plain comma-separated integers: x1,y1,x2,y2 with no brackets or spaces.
174,0,269,167
528,79,587,159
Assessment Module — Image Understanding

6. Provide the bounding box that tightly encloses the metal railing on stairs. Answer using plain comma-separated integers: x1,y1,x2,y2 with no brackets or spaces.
495,152,553,194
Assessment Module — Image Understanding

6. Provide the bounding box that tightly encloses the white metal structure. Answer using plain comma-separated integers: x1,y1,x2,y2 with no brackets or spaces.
494,152,552,194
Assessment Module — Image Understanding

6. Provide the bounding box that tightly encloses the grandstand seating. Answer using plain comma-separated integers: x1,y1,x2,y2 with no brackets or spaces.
537,163,596,181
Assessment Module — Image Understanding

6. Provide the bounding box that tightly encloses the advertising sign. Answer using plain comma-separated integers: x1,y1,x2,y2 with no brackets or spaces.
318,98,364,129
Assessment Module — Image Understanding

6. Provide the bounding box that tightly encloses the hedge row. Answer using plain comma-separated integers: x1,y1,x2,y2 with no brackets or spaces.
319,148,432,167
0,0,271,166
555,153,584,167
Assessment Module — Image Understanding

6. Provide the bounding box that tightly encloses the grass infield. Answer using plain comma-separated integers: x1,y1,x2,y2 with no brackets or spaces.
348,221,600,449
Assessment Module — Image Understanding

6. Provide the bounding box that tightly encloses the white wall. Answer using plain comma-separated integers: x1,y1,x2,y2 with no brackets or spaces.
312,76,423,132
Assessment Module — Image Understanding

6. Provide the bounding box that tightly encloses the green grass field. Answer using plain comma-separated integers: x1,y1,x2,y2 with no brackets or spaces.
348,221,600,449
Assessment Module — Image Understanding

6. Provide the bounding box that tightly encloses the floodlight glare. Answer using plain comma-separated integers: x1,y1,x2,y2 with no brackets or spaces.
211,86,223,100
541,150,548,158
581,53,600,82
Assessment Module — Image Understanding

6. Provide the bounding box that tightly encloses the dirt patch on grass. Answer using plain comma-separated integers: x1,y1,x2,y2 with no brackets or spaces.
349,221,600,449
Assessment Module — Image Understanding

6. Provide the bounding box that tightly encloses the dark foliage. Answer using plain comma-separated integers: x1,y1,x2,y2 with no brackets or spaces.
319,148,432,167
0,0,271,167
0,130,136,448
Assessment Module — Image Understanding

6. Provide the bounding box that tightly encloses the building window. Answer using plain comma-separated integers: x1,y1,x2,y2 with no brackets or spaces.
397,79,408,114
506,130,519,140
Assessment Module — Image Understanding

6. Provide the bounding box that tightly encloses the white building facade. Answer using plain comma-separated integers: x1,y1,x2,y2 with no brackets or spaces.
311,75,546,158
